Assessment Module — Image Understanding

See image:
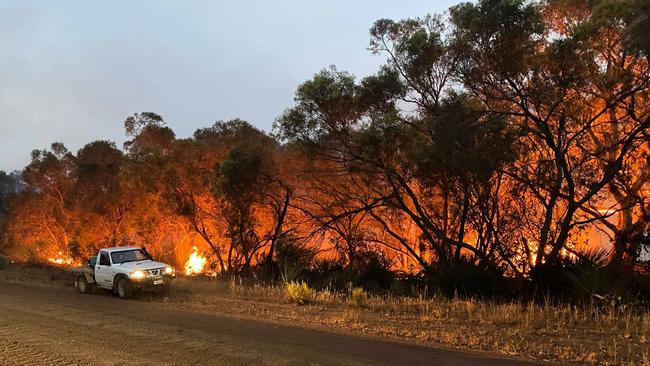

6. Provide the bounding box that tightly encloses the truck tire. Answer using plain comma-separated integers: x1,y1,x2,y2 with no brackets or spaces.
77,275,92,294
116,278,133,299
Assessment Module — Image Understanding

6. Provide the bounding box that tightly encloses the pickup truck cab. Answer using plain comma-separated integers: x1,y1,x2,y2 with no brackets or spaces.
73,246,175,298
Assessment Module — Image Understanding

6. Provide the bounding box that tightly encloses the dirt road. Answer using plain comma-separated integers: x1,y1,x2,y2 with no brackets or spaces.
0,281,538,366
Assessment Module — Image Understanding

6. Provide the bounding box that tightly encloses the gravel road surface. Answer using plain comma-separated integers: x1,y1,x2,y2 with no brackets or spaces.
0,281,539,365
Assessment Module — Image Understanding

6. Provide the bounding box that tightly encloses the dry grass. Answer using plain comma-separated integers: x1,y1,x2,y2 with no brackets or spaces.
363,295,650,365
284,282,316,304
350,287,368,307
2,265,649,365
171,276,650,365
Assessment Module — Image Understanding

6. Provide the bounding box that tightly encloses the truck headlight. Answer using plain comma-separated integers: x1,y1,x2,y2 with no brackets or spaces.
130,270,146,280
164,266,175,275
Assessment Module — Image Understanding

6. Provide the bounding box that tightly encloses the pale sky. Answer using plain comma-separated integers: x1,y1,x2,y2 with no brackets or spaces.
0,1,458,172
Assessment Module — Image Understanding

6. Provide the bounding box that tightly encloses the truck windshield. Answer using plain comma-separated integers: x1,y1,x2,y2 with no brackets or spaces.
110,249,151,264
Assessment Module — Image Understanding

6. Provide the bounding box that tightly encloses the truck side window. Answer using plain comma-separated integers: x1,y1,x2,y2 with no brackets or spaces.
99,252,110,266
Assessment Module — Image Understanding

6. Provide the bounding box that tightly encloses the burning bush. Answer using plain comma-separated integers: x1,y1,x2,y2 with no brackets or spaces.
184,247,207,276
47,252,75,267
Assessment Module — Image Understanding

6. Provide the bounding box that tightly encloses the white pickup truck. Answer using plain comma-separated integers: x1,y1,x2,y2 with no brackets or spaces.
72,246,176,298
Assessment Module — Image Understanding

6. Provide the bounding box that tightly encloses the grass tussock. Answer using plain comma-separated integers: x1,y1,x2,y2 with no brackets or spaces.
350,287,368,307
285,282,315,305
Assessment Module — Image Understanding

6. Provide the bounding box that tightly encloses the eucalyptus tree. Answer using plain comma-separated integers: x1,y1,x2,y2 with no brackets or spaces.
73,140,128,249
449,0,650,269
541,0,650,267
121,112,182,261
14,143,79,259
275,63,515,275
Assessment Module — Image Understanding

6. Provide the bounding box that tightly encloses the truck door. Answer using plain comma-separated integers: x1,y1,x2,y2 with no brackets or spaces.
95,251,115,288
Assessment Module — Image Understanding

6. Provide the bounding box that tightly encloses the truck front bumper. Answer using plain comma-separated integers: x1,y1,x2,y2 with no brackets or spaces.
131,275,174,291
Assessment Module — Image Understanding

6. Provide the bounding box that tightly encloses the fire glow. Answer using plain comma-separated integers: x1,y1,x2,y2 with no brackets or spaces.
48,252,74,266
184,246,207,275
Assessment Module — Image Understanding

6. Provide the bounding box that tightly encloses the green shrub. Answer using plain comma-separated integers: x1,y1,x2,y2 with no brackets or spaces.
350,287,368,306
304,260,351,290
276,238,315,283
280,260,302,284
349,250,395,291
427,258,504,297
529,248,619,302
285,282,315,305
0,253,7,270
305,252,395,292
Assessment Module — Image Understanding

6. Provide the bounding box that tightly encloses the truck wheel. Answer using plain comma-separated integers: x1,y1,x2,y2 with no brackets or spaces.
77,276,92,294
116,278,133,299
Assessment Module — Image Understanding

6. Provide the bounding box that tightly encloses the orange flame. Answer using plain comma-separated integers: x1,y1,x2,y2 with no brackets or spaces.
184,246,207,275
48,252,74,266
597,207,616,215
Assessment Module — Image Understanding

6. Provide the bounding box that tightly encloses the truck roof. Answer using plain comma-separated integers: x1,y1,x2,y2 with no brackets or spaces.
100,246,143,253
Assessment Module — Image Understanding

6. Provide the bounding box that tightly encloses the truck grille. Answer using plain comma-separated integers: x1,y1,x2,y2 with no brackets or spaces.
148,268,163,276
